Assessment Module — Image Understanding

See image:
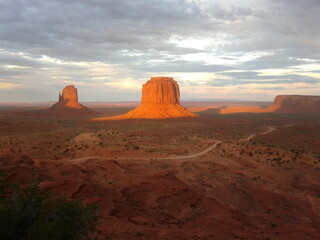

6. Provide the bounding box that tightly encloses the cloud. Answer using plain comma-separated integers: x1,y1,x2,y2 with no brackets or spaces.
209,71,320,86
136,60,232,73
0,81,21,89
0,0,319,101
0,0,260,62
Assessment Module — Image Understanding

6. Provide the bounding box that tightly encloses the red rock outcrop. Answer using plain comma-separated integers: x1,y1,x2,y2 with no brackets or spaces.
48,85,96,115
93,77,198,120
265,95,320,113
141,77,180,105
219,95,320,114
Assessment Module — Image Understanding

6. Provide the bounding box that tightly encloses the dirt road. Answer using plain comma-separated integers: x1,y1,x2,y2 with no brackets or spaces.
66,125,292,164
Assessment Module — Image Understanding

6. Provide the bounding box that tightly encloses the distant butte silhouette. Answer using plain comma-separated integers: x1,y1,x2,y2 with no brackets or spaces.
93,77,198,120
48,85,96,115
220,95,320,114
265,95,320,113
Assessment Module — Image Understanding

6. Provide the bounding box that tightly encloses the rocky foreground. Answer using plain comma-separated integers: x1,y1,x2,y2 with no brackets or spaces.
3,143,320,240
1,104,320,240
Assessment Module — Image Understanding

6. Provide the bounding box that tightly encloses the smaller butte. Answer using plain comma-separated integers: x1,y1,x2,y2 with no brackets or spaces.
93,77,198,120
47,85,96,115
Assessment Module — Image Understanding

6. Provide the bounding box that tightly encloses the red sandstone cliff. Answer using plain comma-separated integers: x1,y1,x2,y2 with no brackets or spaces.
93,77,198,120
141,77,180,105
219,95,320,114
266,95,320,113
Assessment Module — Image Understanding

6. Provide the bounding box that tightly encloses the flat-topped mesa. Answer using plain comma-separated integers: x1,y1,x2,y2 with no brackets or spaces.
266,95,320,113
48,85,96,115
92,77,198,120
220,95,320,114
141,77,180,105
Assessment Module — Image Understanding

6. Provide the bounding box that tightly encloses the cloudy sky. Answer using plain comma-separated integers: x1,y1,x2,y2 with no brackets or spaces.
0,0,319,102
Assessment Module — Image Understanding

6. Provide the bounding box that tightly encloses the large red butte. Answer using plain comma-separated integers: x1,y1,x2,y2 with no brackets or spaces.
94,77,198,120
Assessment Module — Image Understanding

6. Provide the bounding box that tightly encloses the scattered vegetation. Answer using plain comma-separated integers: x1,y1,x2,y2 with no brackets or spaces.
0,172,99,240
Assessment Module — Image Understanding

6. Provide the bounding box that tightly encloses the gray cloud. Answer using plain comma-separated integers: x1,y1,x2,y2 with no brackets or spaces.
208,72,320,86
238,54,308,70
136,60,232,73
219,71,319,82
0,0,258,62
0,0,319,101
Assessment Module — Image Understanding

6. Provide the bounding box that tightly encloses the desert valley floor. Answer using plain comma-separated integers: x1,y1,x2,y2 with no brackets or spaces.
0,106,320,240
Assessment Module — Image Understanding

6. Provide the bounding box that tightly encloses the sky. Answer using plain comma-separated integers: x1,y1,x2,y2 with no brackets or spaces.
0,0,320,102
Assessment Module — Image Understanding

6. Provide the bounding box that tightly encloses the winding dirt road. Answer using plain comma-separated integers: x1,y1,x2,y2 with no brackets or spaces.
65,125,293,164
238,126,276,142
66,140,223,163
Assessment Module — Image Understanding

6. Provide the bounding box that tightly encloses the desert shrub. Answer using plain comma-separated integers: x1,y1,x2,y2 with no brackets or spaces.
132,145,140,150
0,172,99,240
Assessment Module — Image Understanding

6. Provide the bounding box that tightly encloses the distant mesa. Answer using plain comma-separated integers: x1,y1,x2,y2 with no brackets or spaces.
220,95,320,114
265,95,320,113
47,85,96,116
92,77,198,120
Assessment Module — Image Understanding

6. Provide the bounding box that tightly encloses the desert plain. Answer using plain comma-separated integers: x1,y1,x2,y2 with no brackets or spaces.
1,101,320,240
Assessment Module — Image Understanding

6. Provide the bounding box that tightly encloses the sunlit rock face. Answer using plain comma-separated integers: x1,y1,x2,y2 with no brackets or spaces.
266,95,320,113
141,77,180,105
57,85,82,109
49,85,95,115
61,85,79,103
93,77,198,120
